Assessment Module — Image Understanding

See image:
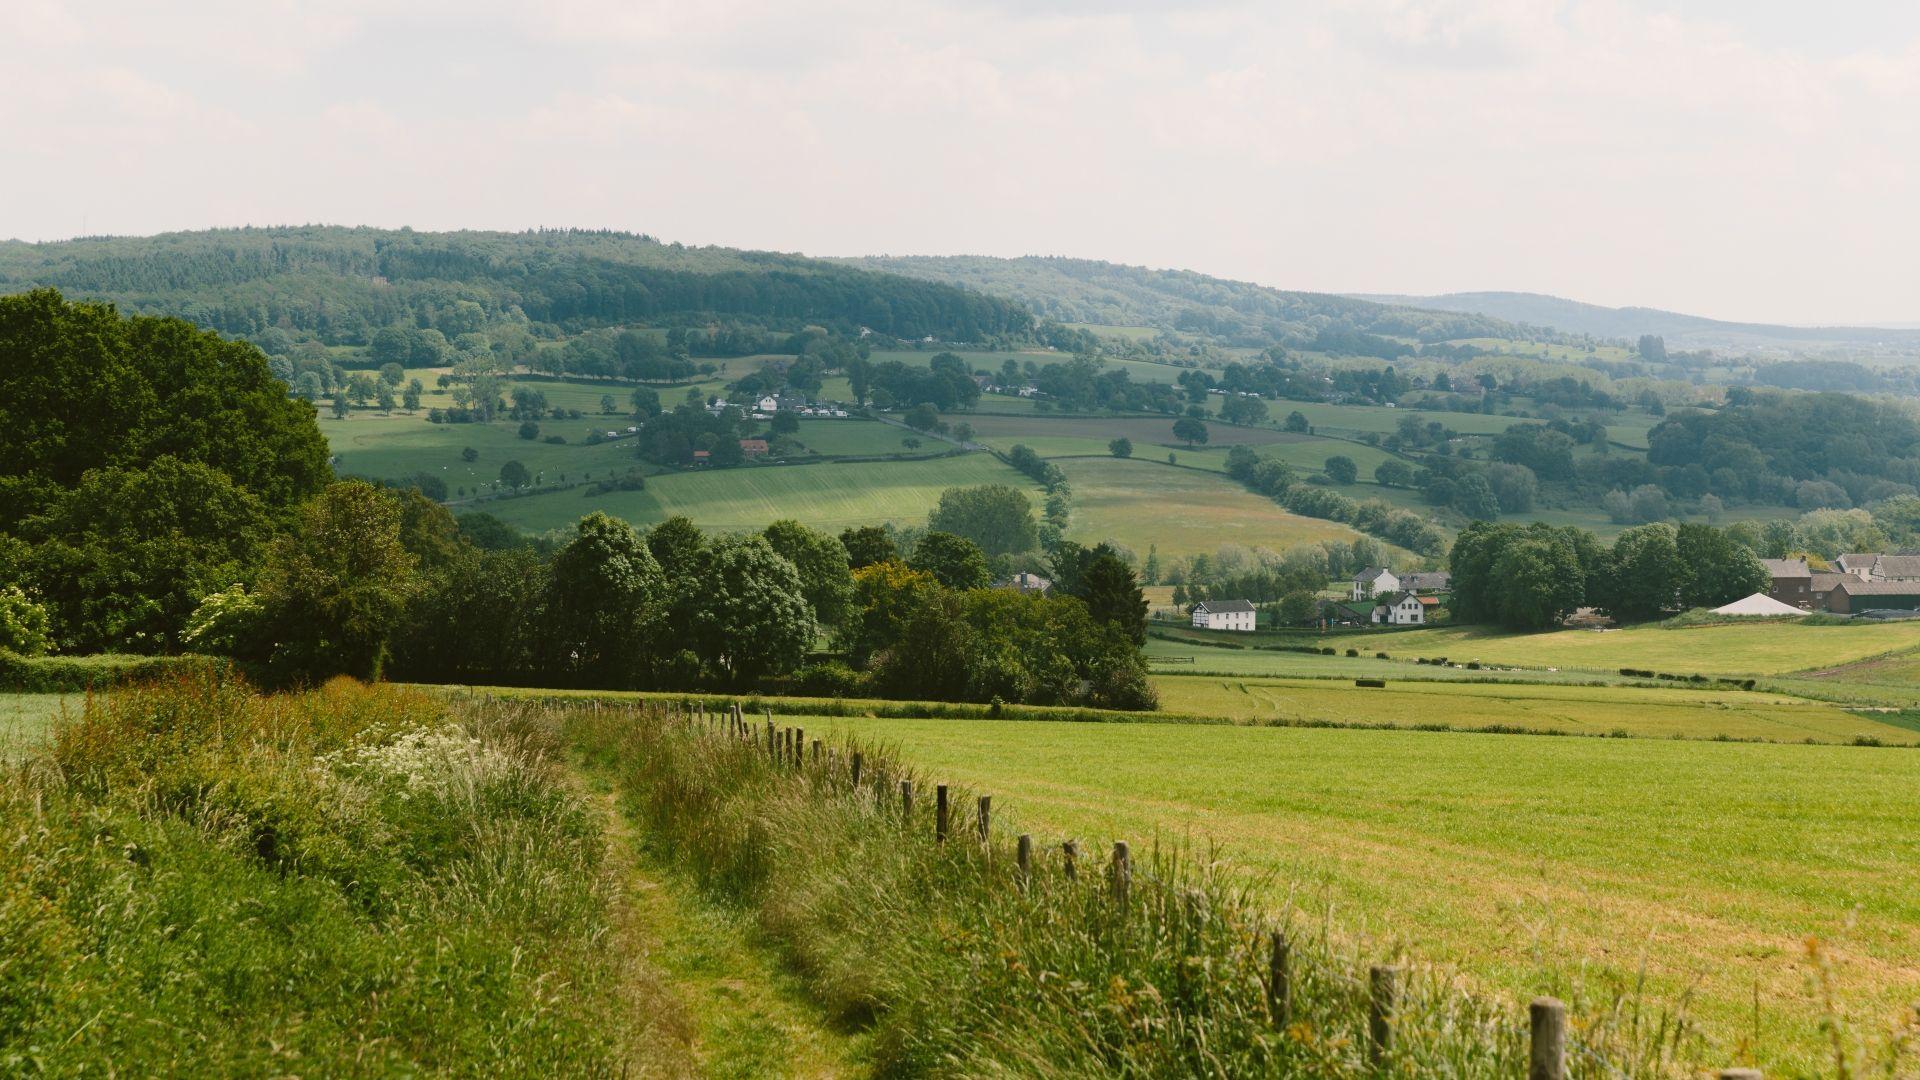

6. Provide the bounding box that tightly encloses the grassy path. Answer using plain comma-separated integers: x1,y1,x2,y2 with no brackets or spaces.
587,779,866,1079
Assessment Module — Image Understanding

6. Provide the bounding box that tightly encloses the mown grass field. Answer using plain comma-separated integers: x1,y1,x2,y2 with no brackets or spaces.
482,452,1041,534
0,692,69,759
322,412,645,488
1149,673,1915,743
1053,457,1374,557
803,714,1920,1073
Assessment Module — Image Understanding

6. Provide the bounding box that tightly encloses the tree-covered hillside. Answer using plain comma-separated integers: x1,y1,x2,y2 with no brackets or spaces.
0,228,1034,346
843,254,1538,349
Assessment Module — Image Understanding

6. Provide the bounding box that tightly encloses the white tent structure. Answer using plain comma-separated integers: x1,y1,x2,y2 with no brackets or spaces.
1711,592,1806,617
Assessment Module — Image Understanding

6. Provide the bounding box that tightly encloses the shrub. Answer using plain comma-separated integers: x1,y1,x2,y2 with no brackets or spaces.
0,584,50,656
1355,678,1386,688
789,661,865,698
1345,648,1359,657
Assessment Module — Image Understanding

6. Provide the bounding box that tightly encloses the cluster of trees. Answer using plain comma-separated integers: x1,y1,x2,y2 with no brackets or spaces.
1222,446,1445,555
1448,520,1770,628
850,352,981,411
1002,448,1073,541
0,292,333,653
527,328,706,382
836,536,1152,709
636,400,756,468
1646,391,1920,509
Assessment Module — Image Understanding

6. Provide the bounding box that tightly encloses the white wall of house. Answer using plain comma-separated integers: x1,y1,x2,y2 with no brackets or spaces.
1351,571,1398,601
1191,607,1256,631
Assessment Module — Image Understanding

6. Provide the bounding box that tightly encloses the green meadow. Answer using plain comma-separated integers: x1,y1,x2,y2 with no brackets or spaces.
1055,457,1374,557
804,713,1920,1074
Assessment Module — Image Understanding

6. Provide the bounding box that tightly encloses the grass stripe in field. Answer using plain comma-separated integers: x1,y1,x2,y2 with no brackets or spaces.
801,714,1920,1075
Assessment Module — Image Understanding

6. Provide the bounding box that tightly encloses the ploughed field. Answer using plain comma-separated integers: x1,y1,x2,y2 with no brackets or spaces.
803,713,1920,1075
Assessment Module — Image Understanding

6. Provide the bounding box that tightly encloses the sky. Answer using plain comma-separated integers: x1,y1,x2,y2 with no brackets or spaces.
3,0,1917,325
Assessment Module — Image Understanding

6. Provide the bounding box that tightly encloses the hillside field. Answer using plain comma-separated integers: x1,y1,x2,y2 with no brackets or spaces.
478,453,1041,535
1053,457,1375,557
804,713,1920,1074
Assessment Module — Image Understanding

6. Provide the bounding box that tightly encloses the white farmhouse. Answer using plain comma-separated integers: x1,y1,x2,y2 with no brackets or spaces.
1350,566,1400,602
1371,591,1434,626
1191,599,1256,632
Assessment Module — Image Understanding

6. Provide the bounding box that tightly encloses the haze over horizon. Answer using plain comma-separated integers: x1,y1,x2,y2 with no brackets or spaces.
5,1,1918,326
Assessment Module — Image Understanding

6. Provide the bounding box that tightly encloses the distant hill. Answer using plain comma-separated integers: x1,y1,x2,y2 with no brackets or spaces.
1352,291,1920,352
842,255,1542,348
0,227,1034,345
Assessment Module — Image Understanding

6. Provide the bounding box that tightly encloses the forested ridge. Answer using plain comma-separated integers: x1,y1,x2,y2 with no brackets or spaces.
844,253,1545,349
0,227,1034,345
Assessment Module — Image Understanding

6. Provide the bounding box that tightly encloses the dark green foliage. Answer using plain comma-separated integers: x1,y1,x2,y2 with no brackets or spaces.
682,536,815,687
1108,437,1132,458
1675,523,1769,609
1598,523,1684,623
254,481,421,684
927,484,1038,556
542,512,664,686
838,524,897,569
1172,416,1209,446
644,515,707,579
908,532,992,590
1323,454,1358,485
0,289,330,533
0,651,220,692
1073,554,1148,646
763,519,854,626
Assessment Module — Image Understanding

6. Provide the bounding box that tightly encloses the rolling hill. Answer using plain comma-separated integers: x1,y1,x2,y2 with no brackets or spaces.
1355,290,1920,352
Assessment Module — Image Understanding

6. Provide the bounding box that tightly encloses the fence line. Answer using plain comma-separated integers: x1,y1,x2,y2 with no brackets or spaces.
628,696,1762,1079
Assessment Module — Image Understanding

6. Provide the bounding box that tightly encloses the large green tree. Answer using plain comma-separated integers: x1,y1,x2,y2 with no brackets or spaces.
908,532,992,590
544,512,665,685
763,519,854,626
927,485,1038,556
1075,553,1148,645
0,290,329,532
255,481,420,683
685,536,815,686
838,525,898,569
1675,523,1769,609
1600,523,1684,623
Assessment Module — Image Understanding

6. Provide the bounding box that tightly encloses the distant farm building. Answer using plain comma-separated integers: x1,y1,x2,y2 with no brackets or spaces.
1191,599,1256,632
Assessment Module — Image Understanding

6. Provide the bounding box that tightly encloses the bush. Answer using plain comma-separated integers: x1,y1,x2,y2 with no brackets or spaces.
789,661,865,698
1354,678,1386,688
0,585,50,656
0,651,224,692
1345,648,1359,657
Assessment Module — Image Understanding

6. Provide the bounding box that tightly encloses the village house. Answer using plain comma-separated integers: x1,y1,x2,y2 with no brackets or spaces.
1836,554,1920,581
1762,558,1814,609
1372,591,1436,626
1190,599,1256,632
1349,567,1399,602
756,394,780,414
738,438,769,458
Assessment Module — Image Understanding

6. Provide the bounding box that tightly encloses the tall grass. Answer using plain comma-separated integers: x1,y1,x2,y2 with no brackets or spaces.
559,699,1722,1077
1,670,648,1076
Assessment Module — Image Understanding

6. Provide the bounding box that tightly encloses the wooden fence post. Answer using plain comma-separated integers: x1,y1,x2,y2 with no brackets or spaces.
1110,841,1130,906
811,738,821,764
794,727,805,768
851,751,863,789
1016,834,1032,890
900,779,913,820
1267,931,1291,1028
1529,997,1566,1080
976,795,991,844
935,784,950,842
1368,965,1400,1064
1063,840,1078,880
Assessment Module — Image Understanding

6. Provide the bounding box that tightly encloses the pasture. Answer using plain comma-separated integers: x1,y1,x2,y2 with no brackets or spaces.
1052,457,1373,557
321,412,645,488
480,453,1040,534
1149,672,1914,743
804,714,1920,1073
1361,620,1920,677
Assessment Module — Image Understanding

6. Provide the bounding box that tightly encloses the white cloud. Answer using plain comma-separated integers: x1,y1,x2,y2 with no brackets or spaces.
0,0,1916,323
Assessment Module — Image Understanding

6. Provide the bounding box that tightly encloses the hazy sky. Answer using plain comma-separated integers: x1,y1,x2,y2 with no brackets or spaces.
4,1,1917,324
